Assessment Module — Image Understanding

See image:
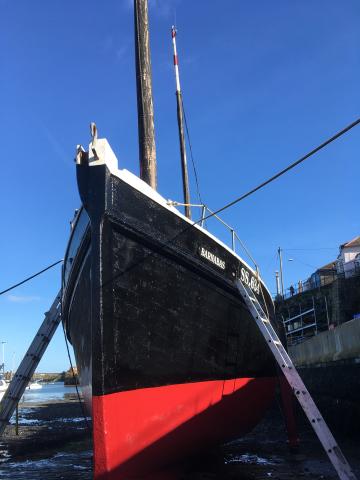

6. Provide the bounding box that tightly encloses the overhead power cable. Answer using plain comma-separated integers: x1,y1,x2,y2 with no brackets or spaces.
291,258,318,269
0,259,63,296
199,117,360,224
283,247,337,251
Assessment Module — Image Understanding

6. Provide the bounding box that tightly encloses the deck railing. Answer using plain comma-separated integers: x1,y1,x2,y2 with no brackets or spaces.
167,201,259,274
281,265,360,300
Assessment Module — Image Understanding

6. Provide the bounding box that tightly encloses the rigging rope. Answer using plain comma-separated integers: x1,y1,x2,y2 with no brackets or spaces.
199,117,360,224
61,317,91,432
181,95,203,205
0,259,63,296
96,116,360,292
4,118,360,299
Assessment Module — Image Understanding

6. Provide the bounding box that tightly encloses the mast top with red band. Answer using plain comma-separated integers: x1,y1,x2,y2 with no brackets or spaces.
171,25,181,94
170,24,191,219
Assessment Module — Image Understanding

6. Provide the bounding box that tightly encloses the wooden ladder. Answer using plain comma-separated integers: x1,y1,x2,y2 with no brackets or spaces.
235,279,357,480
0,292,61,435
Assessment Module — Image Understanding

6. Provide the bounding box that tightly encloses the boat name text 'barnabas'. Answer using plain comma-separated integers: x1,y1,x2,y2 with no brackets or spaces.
199,247,226,270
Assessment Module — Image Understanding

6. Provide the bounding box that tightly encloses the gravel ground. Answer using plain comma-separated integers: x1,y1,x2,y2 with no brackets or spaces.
0,397,359,479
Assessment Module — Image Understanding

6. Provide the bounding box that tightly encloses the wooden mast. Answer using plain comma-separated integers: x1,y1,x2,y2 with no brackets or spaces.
171,26,191,219
134,0,157,189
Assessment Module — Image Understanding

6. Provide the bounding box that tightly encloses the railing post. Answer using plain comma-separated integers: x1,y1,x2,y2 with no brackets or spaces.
15,403,19,436
313,296,318,334
231,229,235,252
324,295,330,329
200,205,206,228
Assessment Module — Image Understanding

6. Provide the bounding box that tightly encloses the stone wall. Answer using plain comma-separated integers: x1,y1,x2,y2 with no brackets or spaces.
289,317,360,366
275,272,360,334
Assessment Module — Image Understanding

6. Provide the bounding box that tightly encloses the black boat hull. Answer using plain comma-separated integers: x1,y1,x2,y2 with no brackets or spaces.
62,142,277,478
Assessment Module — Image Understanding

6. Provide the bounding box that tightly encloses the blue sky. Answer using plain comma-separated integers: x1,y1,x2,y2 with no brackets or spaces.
0,0,359,372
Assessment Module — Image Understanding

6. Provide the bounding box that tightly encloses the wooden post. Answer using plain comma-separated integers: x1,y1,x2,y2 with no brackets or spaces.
278,374,299,450
15,403,19,436
134,0,157,190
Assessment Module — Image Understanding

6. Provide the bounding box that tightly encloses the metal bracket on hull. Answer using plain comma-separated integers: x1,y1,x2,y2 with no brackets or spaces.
0,292,62,436
235,279,357,480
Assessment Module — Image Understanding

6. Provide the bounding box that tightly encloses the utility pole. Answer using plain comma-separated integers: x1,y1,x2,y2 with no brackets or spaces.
1,341,6,374
171,26,191,219
278,247,284,298
275,271,281,297
12,352,16,379
134,0,157,190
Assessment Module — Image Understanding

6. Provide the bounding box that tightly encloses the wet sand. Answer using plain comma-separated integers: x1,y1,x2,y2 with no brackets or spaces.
0,397,92,479
0,397,359,479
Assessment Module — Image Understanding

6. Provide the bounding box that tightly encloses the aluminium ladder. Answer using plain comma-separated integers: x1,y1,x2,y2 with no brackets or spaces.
235,279,357,480
0,291,62,435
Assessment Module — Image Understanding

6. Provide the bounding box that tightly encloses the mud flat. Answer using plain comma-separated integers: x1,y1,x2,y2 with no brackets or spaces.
0,398,92,480
0,398,359,479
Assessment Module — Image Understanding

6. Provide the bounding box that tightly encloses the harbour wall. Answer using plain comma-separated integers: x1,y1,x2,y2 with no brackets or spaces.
289,317,360,366
276,271,360,335
288,319,360,434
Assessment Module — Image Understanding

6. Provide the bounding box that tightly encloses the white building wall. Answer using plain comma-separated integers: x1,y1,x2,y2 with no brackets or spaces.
343,245,360,263
337,245,360,276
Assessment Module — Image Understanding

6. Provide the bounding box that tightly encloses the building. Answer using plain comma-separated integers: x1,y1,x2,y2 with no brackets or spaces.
307,260,337,289
276,235,360,347
337,236,360,278
275,235,360,434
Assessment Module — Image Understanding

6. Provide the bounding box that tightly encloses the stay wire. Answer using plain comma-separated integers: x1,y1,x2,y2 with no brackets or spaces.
3,118,359,298
99,116,360,291
57,117,360,416
40,117,360,437
199,117,360,224
0,259,63,296
8,117,358,390
0,258,90,429
181,94,203,205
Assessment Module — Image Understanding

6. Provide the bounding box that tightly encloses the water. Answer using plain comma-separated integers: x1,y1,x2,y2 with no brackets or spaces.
21,382,78,403
224,453,274,465
0,449,93,480
0,382,92,479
